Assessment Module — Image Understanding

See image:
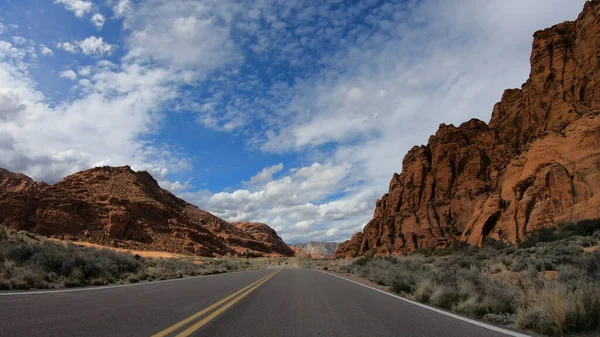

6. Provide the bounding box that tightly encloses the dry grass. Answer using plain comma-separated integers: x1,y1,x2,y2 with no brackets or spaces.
0,226,273,290
55,240,184,259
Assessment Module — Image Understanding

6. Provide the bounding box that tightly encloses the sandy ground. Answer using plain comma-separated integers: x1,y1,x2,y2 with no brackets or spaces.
49,239,184,259
584,245,599,253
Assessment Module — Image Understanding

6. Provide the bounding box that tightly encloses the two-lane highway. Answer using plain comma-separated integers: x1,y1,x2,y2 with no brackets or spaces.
0,267,529,337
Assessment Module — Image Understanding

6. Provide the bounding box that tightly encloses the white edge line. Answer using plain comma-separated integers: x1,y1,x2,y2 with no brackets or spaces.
0,268,273,296
321,271,531,337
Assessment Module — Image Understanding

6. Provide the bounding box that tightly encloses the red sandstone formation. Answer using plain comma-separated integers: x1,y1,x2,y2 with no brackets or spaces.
0,166,293,257
334,1,600,258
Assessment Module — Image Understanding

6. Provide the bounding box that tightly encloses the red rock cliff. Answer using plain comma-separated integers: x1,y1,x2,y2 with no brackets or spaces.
232,222,295,257
0,166,294,257
334,1,600,258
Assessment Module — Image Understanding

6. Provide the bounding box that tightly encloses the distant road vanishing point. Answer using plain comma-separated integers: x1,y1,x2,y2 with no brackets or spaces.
0,267,529,337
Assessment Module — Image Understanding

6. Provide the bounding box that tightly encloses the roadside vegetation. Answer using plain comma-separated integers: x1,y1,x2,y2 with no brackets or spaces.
301,219,600,336
0,226,274,290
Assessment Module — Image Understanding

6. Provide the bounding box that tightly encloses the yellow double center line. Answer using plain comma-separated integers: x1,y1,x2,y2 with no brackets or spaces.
152,269,281,337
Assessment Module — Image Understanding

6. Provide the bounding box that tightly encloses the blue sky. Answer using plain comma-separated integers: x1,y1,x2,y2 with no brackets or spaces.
0,0,587,243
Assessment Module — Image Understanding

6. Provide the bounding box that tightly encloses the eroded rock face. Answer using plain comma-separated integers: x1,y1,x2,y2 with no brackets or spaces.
0,166,293,257
232,222,295,257
292,241,340,259
333,1,600,258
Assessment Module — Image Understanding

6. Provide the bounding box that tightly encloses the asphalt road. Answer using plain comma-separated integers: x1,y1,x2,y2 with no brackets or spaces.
0,267,529,337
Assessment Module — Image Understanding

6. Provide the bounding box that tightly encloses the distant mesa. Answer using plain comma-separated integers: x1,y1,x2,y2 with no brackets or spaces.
334,1,600,258
292,241,340,259
0,165,294,257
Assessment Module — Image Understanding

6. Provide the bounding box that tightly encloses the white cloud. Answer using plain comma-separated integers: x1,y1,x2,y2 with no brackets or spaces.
54,0,93,17
56,42,78,54
78,36,114,55
181,161,374,242
247,163,283,185
57,37,115,55
122,0,241,70
0,41,25,60
91,13,106,30
0,41,188,184
39,45,53,56
78,66,92,76
113,0,132,18
11,36,27,45
59,69,77,80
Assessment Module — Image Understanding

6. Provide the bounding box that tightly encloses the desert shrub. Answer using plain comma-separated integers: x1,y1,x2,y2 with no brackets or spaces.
483,237,507,251
31,246,68,274
518,219,600,249
354,256,372,266
485,262,506,274
518,228,555,248
7,245,35,265
21,272,47,289
0,278,10,290
515,281,600,336
128,276,139,283
81,257,119,279
429,284,461,309
581,250,600,278
9,279,30,290
562,219,600,237
570,284,600,332
411,247,432,257
90,278,106,286
63,279,82,288
413,278,435,303
391,268,426,294
481,279,517,314
531,257,556,272
556,264,585,284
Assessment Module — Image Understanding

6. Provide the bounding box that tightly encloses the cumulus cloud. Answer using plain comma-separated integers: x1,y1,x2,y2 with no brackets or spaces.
0,92,26,121
113,0,132,18
122,0,241,70
181,161,374,243
59,69,77,80
91,13,106,30
78,36,114,55
56,37,115,55
247,163,283,185
54,0,93,18
78,66,91,76
39,45,53,56
56,42,78,54
11,36,27,45
0,39,189,184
